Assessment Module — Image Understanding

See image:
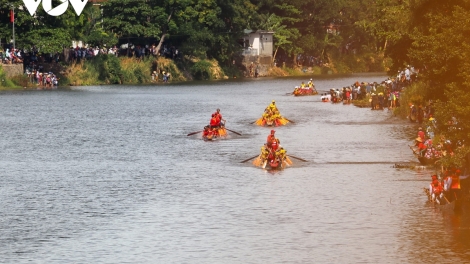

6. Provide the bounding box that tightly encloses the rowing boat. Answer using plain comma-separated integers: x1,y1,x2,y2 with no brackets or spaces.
252,146,293,170
254,117,289,127
202,127,227,141
293,87,318,96
417,156,439,166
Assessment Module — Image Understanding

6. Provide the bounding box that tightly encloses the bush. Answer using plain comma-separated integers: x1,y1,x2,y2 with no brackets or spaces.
91,54,123,84
190,60,213,80
393,81,427,118
10,75,31,88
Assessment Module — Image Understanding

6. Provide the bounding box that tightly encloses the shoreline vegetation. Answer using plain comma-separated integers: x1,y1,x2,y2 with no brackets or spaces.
1,51,391,90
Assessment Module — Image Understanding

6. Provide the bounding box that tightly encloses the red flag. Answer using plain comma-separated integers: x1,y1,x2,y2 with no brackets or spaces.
10,10,14,23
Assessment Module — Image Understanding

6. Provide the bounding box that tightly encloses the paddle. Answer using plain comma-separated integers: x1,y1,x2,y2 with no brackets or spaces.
285,118,295,123
287,155,308,162
226,128,242,136
240,155,260,163
187,130,203,136
262,160,268,169
250,120,257,124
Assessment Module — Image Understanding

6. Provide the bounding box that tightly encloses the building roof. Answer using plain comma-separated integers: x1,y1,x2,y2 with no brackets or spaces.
244,29,275,34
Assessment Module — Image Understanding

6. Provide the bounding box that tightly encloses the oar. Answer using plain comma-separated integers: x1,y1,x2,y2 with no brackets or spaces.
285,118,295,123
187,130,203,136
250,120,257,124
287,155,308,162
240,155,260,163
408,145,419,156
226,128,242,136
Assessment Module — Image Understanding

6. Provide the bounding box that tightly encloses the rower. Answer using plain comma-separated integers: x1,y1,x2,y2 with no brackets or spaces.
260,144,269,161
414,137,426,156
308,78,314,88
432,179,444,204
202,126,210,138
214,108,226,127
267,130,280,151
209,114,218,128
300,82,306,88
268,100,278,112
417,127,425,141
276,147,287,162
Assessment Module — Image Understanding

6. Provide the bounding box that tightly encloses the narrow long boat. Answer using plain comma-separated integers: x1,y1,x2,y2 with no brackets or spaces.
418,156,439,166
252,148,293,170
202,127,228,141
423,188,461,212
254,116,289,127
293,87,318,96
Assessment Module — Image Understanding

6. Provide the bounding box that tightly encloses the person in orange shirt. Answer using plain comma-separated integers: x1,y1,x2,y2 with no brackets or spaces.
266,130,280,151
214,108,225,127
414,137,427,156
449,169,461,201
209,114,218,128
431,179,444,204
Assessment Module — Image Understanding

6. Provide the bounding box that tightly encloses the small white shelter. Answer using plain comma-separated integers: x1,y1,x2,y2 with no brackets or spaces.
242,30,274,56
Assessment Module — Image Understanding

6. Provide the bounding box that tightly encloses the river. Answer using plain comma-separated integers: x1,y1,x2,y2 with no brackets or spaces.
1,73,469,263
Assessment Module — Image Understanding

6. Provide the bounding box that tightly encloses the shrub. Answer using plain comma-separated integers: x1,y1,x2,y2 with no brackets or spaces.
190,60,213,80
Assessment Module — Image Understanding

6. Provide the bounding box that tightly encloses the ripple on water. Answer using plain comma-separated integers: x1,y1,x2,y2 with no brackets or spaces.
1,74,469,263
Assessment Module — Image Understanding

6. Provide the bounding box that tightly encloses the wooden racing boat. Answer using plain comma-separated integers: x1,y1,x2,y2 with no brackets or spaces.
293,86,318,96
252,147,293,170
417,156,439,166
254,116,289,127
202,127,227,141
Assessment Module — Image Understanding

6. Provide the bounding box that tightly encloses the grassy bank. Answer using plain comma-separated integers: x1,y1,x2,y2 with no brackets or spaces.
269,52,390,77
63,55,235,86
0,65,21,90
2,52,390,89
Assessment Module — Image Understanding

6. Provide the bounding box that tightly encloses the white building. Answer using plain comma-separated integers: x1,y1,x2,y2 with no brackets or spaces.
242,30,274,56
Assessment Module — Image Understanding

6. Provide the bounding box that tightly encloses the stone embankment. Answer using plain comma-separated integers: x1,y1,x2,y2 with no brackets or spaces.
1,64,24,78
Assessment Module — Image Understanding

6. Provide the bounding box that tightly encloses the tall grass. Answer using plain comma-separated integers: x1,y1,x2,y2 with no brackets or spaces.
65,55,188,85
0,65,19,89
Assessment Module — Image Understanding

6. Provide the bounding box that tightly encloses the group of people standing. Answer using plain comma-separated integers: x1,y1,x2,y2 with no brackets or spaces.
25,63,59,89
320,80,401,110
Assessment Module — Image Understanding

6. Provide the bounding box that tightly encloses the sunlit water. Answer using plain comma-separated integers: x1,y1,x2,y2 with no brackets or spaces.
1,74,469,263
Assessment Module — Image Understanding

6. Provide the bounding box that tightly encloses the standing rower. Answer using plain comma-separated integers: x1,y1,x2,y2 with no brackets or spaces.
267,130,280,151
214,108,226,127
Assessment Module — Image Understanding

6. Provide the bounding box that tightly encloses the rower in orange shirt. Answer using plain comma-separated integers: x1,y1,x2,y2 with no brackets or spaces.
266,130,280,151
209,114,218,128
214,108,225,127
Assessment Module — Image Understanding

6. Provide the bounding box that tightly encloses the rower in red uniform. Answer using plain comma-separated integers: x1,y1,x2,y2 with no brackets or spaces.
417,127,425,141
209,114,218,128
214,108,225,127
202,126,210,139
432,180,444,203
266,130,280,151
414,137,427,156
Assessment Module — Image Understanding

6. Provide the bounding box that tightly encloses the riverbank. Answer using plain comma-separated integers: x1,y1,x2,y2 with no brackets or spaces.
0,52,390,90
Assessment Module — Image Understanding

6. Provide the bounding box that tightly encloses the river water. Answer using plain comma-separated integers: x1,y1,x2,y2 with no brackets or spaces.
1,73,469,263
